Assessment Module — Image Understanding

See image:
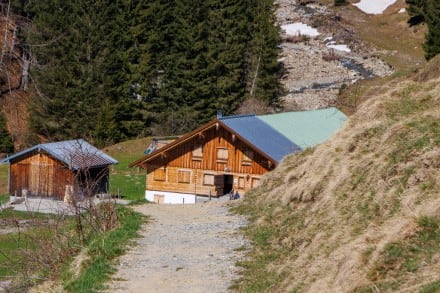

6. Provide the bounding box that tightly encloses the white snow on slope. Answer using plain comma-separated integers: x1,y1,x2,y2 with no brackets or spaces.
327,44,351,52
353,0,397,15
281,23,320,37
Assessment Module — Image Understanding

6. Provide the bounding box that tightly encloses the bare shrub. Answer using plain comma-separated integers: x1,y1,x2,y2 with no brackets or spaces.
0,213,79,290
322,49,341,62
284,34,310,44
414,54,440,82
336,83,363,113
298,0,315,4
236,98,273,115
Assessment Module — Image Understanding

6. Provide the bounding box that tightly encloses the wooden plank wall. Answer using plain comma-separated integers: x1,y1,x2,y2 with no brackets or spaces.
146,166,262,196
146,126,269,196
10,152,73,199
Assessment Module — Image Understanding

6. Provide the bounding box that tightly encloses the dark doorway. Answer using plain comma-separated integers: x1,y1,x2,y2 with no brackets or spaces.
223,175,233,194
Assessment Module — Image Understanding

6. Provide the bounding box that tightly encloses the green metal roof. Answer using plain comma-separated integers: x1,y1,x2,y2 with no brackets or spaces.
258,107,347,149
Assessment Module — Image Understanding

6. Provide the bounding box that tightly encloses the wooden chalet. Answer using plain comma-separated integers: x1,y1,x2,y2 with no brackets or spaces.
1,139,118,200
131,107,347,204
130,113,301,204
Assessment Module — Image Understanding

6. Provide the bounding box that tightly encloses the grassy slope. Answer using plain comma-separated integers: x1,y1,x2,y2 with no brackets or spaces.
331,0,428,115
104,137,152,201
235,58,440,291
234,2,440,292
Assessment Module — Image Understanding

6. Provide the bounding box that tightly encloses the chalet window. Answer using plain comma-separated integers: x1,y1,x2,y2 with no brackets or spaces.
242,150,253,166
178,170,191,183
216,148,229,162
203,174,215,186
251,177,260,188
192,145,203,161
238,177,245,189
154,168,166,181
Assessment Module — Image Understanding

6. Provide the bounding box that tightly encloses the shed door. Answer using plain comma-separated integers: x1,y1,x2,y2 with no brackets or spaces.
214,175,224,196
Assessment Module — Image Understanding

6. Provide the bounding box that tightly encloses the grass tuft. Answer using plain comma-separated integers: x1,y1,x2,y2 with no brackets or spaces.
365,216,440,289
64,206,145,292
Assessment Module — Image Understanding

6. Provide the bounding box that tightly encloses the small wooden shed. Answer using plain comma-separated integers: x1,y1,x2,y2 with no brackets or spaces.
1,139,118,200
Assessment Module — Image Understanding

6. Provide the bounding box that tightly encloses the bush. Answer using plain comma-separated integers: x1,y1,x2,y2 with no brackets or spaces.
335,0,348,6
322,49,341,62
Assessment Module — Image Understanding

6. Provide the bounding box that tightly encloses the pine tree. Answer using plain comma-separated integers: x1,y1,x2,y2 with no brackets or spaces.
0,113,13,153
406,0,427,25
24,0,136,145
245,0,283,107
424,0,440,60
20,0,283,141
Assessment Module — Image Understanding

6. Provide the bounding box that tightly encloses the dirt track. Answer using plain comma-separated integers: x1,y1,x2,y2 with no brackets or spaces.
106,201,248,293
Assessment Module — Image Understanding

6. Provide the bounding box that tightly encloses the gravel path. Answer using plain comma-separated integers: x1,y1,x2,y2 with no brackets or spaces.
106,201,248,293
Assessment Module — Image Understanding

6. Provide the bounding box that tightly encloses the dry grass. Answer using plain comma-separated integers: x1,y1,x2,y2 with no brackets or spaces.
284,34,310,44
103,137,152,158
414,54,440,82
236,71,440,291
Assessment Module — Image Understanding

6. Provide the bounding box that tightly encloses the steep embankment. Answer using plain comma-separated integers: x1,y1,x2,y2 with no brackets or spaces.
0,13,29,150
236,58,440,292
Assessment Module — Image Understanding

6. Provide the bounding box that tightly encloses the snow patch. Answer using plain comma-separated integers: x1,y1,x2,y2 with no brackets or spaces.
327,44,351,52
281,23,320,37
399,8,406,14
353,0,397,15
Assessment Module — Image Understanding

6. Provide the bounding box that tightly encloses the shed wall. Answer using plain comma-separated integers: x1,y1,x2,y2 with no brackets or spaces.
10,152,73,200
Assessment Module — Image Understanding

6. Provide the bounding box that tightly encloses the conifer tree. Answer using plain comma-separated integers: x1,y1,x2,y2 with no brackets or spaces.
424,0,440,60
406,0,427,25
24,0,137,145
0,113,13,153
20,0,283,141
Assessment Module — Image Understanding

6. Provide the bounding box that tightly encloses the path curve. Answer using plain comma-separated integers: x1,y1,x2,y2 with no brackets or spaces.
106,201,248,293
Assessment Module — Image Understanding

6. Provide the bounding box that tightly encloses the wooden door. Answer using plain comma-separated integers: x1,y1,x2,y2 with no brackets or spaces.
214,175,224,196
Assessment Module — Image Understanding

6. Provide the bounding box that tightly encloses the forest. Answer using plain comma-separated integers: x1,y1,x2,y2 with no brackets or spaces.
1,0,439,151
1,0,282,148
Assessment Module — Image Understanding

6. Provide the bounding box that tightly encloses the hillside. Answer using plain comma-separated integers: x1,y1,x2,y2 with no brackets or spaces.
235,57,440,291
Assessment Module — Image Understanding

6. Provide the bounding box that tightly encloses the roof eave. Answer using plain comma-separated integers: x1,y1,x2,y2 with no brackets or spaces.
129,119,279,169
129,119,220,168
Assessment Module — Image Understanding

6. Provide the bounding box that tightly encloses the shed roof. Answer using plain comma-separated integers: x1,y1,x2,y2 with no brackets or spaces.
258,107,347,149
219,114,301,162
1,139,118,170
